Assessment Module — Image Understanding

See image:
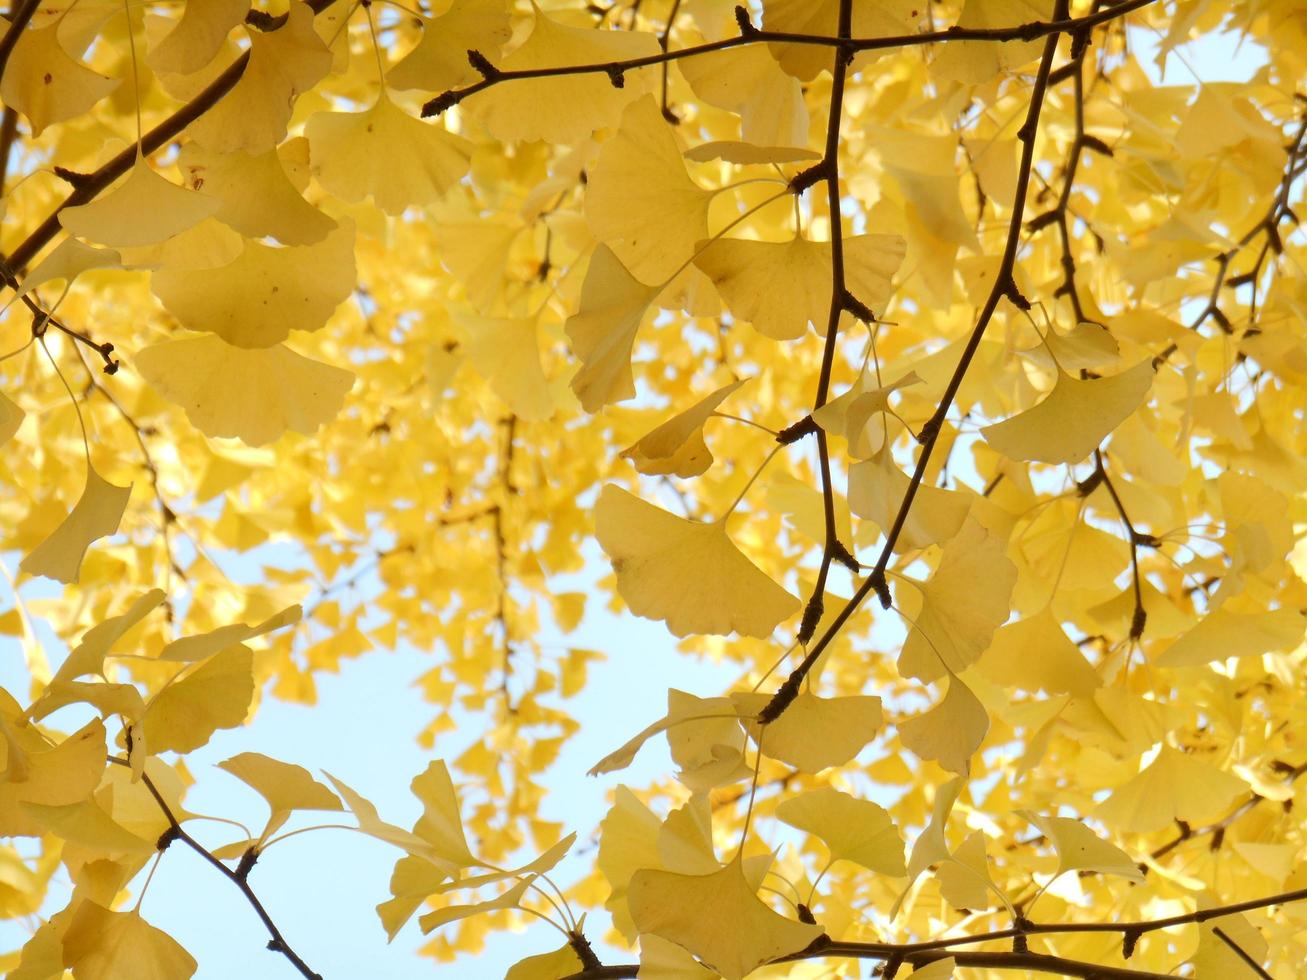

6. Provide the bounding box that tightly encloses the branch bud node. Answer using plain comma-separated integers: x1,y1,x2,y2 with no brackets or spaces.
777,414,819,445
734,5,758,36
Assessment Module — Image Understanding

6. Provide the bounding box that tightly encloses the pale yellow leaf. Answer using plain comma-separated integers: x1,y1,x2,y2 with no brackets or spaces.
60,158,218,248
1020,811,1143,882
142,645,254,754
388,0,512,92
62,904,196,980
595,486,799,638
1096,747,1247,833
776,786,905,875
977,611,1100,696
147,0,249,74
20,466,131,585
0,23,118,135
1157,608,1307,667
898,677,989,775
620,379,748,477
734,690,882,772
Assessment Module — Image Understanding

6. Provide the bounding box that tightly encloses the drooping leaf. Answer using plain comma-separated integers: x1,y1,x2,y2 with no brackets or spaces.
20,466,131,585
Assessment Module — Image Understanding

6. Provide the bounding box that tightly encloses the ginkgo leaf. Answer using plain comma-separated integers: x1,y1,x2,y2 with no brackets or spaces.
10,238,121,305
418,875,532,933
936,831,994,911
377,856,450,941
898,520,1015,683
588,690,735,777
410,760,477,870
187,1,332,153
679,44,807,147
433,833,574,897
620,379,748,477
62,904,197,980
1096,746,1247,833
25,680,145,726
177,143,336,245
902,777,965,894
696,233,905,340
22,799,155,855
848,448,972,552
466,5,659,143
324,773,461,873
683,141,819,165
307,94,472,215
933,0,1053,84
1155,607,1306,667
776,787,905,876
898,677,989,775
764,0,925,80
136,335,353,445
457,312,554,421
0,22,119,135
639,934,717,979
150,221,355,347
20,465,131,585
564,247,660,412
585,97,715,285
1020,811,1143,882
388,0,512,92
908,959,956,980
733,690,882,772
0,390,22,446
505,941,583,980
977,611,1100,696
217,752,342,842
142,645,254,754
1192,910,1269,979
595,486,799,638
0,719,105,837
598,787,662,941
159,604,301,661
982,361,1154,465
147,0,249,74
628,855,822,980
60,158,219,248
813,372,920,459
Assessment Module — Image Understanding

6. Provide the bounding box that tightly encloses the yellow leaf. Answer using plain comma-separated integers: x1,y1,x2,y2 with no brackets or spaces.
307,94,472,215
217,751,342,841
763,0,925,80
142,645,254,754
638,933,717,979
1156,608,1307,667
0,22,118,135
388,0,512,92
62,904,196,980
848,448,972,552
136,335,354,445
11,238,121,304
696,233,905,341
418,875,531,933
813,371,920,459
177,143,336,245
585,96,714,285
19,465,131,585
147,0,249,74
26,681,145,726
505,941,583,980
159,604,300,661
620,379,748,477
187,1,332,153
776,786,905,875
628,855,822,980
905,777,965,882
1096,747,1247,834
1192,910,1269,979
410,760,477,869
682,141,819,165
457,312,554,421
60,157,218,249
898,677,989,775
467,5,659,143
898,520,1015,683
150,220,355,348
734,690,882,773
598,787,662,942
1020,811,1143,882
0,390,22,447
932,0,1053,83
377,855,449,941
595,486,799,638
982,361,1155,465
908,959,956,979
325,772,461,873
0,718,105,838
679,43,807,147
22,799,154,855
977,611,1100,696
937,831,993,911
564,246,659,412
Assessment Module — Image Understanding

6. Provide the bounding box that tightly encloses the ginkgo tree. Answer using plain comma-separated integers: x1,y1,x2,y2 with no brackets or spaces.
0,0,1305,977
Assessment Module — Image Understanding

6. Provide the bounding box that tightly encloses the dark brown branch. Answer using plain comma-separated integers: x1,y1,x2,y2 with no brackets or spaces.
422,0,1159,117
761,0,1075,724
107,758,322,979
1091,450,1147,639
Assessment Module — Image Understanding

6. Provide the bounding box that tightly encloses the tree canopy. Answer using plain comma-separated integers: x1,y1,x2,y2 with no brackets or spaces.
1,0,1306,977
